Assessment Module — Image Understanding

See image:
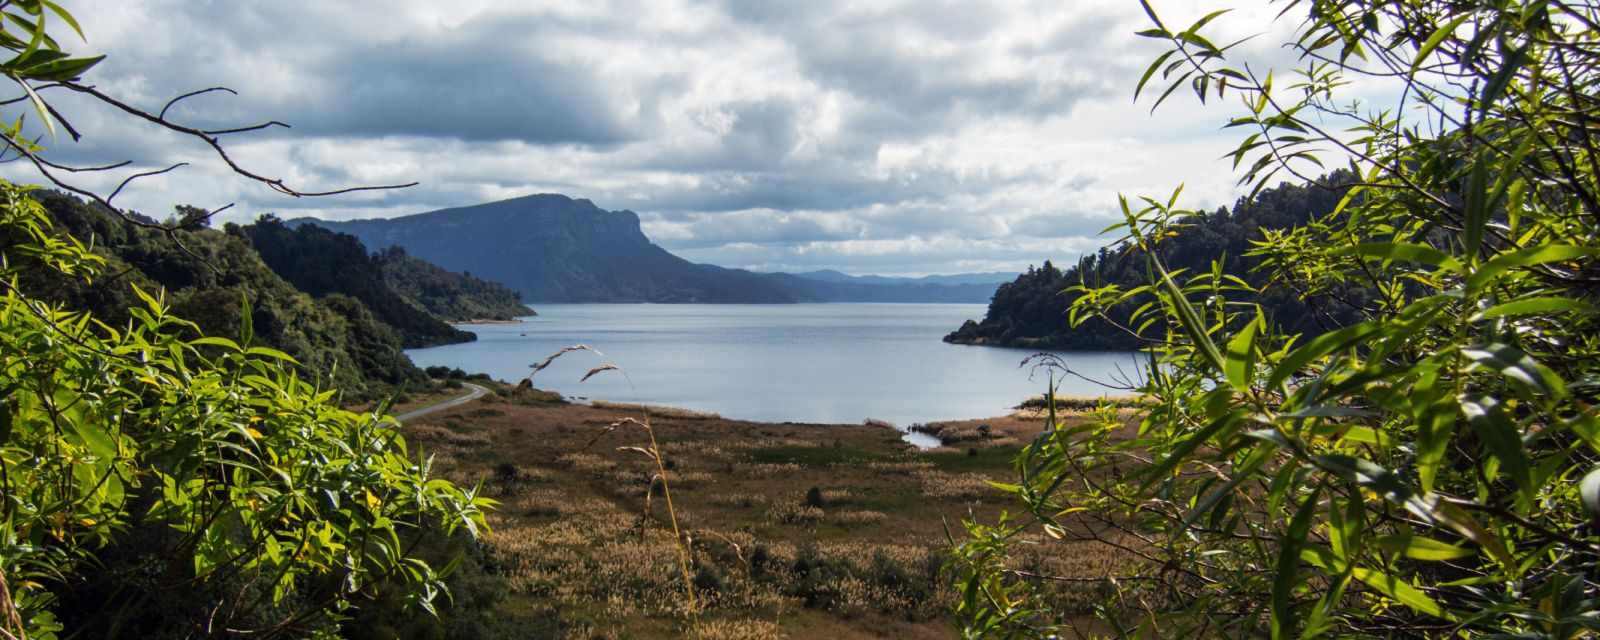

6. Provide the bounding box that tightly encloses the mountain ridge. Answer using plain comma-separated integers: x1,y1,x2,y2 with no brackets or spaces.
295,194,1010,304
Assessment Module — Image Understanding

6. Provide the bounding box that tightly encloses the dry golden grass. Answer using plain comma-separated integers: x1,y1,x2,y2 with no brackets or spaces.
830,510,888,526
397,384,1143,639
690,618,785,640
765,502,824,525
913,470,1000,500
592,400,722,420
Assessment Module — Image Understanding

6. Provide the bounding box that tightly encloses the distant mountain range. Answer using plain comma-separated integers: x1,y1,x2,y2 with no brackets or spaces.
295,194,1011,304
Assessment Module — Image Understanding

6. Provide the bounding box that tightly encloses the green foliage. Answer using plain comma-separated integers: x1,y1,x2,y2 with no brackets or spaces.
945,176,1367,350
235,216,475,349
0,180,492,638
14,192,427,398
375,245,531,322
956,1,1600,637
0,0,102,145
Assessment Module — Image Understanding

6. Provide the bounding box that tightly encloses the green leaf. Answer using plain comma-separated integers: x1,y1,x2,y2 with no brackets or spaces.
190,336,241,351
15,74,55,138
1224,311,1260,392
245,346,297,363
19,53,101,81
1473,297,1596,321
1267,322,1382,390
1374,533,1475,561
1140,410,1243,491
1459,395,1533,496
40,0,85,40
1333,242,1463,273
1412,13,1471,72
1463,344,1567,400
1157,260,1226,376
1351,567,1447,618
1272,487,1321,640
1581,466,1600,520
1314,455,1435,524
1466,245,1600,291
1412,368,1455,493
67,413,118,462
1462,156,1489,257
1478,43,1528,120
1135,50,1177,100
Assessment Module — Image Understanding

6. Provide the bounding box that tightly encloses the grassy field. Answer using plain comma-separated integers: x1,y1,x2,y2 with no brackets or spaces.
399,384,1140,638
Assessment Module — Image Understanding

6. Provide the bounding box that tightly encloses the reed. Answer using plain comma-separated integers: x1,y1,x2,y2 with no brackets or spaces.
531,346,702,615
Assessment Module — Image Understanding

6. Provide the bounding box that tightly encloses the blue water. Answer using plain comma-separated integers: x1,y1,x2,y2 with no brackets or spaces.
406,303,1143,435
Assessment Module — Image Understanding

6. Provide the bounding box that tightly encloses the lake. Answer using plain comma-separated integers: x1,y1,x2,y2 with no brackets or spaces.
406,303,1143,444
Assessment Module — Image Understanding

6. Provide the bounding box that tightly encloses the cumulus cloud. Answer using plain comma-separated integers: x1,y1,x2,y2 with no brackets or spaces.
0,0,1322,275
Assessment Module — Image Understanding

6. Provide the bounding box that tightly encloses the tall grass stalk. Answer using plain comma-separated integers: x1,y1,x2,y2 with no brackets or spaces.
528,346,700,615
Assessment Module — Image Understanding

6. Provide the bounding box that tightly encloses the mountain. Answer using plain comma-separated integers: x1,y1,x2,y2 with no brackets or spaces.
19,192,427,398
374,246,532,321
294,194,1010,304
236,216,477,348
296,194,797,303
946,174,1368,350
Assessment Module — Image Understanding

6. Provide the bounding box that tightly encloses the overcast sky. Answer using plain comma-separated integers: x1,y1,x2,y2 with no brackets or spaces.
4,1,1309,276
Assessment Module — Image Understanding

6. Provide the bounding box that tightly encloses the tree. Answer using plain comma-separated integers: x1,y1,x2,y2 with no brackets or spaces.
0,4,489,638
955,1,1600,637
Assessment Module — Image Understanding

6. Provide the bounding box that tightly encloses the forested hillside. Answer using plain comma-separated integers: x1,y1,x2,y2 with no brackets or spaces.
15,192,426,396
945,174,1366,349
236,216,477,347
375,246,533,321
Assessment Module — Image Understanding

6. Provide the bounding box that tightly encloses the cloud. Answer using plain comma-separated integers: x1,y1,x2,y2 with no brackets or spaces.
0,0,1336,276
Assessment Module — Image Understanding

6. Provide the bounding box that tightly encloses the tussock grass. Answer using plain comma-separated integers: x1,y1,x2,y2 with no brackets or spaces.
592,400,721,420
395,377,1144,638
1015,393,1147,411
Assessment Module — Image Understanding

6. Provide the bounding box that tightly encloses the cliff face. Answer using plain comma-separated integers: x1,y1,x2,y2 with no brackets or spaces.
299,194,798,303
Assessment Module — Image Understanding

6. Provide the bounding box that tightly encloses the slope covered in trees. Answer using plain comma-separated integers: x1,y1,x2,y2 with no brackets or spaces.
375,246,533,321
16,192,426,397
236,216,476,348
945,175,1365,349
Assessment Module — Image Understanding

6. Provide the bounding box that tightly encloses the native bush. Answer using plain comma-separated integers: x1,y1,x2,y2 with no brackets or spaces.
955,1,1600,637
0,5,489,637
0,180,492,637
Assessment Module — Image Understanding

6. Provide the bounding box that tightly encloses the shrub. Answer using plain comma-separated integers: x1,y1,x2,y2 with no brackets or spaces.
804,486,825,508
0,181,490,637
955,1,1600,637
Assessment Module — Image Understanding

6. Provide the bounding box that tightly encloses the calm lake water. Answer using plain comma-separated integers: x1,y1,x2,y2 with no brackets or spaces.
406,303,1142,444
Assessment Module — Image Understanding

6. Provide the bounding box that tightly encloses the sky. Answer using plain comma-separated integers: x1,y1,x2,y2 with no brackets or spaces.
3,1,1312,276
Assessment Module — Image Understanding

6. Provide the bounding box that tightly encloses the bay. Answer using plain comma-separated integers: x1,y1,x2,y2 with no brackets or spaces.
406,303,1143,444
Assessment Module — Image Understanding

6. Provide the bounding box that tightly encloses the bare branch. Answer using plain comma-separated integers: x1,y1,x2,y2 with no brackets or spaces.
159,86,237,121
